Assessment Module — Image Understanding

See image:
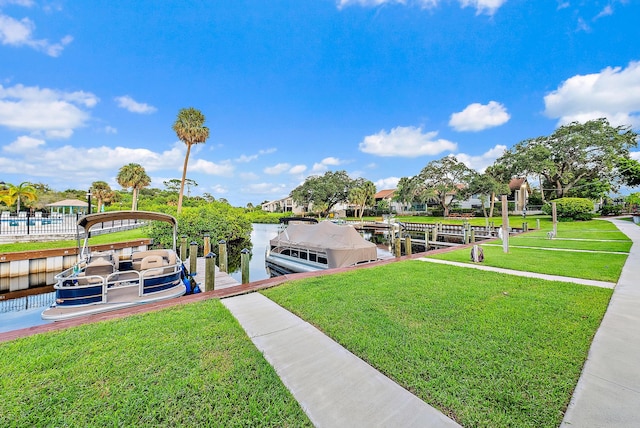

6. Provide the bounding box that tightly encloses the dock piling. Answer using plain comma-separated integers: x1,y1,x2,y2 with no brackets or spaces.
205,252,216,291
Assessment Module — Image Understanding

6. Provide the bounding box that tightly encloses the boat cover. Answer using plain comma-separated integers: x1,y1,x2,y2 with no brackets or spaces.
270,221,378,268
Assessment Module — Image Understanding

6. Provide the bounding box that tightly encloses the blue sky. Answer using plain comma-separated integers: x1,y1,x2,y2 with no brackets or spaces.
1,0,639,207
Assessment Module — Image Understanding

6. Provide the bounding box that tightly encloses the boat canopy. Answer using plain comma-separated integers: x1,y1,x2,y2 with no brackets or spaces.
77,210,177,231
76,210,178,252
270,221,377,269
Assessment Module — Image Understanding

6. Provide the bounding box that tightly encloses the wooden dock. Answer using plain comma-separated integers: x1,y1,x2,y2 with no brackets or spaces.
190,257,240,290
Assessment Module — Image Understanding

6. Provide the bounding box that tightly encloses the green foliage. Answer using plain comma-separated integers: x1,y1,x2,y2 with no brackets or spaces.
172,107,209,214
0,181,37,211
290,170,354,216
542,197,595,221
416,155,475,216
617,157,640,187
147,203,252,252
116,163,151,211
599,204,623,216
627,192,640,213
348,178,376,219
497,118,638,199
245,210,286,224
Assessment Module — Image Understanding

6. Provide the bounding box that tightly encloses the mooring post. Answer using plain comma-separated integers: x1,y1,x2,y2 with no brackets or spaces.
522,222,528,232
501,195,509,253
470,229,475,243
180,235,187,262
432,226,439,243
404,235,412,256
189,241,198,275
241,248,250,284
218,240,228,273
552,202,558,238
425,230,430,251
394,237,402,258
536,218,540,229
205,252,216,291
203,233,211,256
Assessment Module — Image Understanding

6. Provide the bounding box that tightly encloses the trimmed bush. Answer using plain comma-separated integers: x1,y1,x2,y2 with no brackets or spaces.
599,204,623,216
542,198,595,221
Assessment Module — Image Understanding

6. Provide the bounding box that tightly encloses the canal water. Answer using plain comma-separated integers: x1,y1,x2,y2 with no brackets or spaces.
0,222,389,332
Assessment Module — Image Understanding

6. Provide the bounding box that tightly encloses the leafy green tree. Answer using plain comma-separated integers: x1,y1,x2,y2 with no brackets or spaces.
348,179,376,220
0,181,37,211
91,181,116,212
617,157,640,188
290,170,354,217
163,178,198,195
116,163,151,211
172,107,209,214
468,171,509,218
497,118,638,200
416,156,475,217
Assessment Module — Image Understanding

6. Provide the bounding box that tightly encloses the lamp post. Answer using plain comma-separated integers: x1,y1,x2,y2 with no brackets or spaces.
86,188,92,215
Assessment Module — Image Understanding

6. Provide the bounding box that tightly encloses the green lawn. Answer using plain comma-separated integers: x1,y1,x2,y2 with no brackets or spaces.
0,300,311,427
262,262,612,428
495,235,632,252
427,219,629,282
428,245,626,282
0,228,149,252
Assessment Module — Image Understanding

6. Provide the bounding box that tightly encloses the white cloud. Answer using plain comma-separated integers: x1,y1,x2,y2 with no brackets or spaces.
103,126,118,134
264,163,291,175
455,144,507,172
0,12,72,56
449,101,510,131
337,0,505,15
242,182,289,196
459,0,506,16
544,61,640,128
209,184,228,195
0,83,98,138
374,176,401,190
115,95,157,114
3,135,44,153
235,147,276,163
311,157,346,173
289,164,307,175
359,125,457,157
239,172,260,180
594,5,613,20
189,158,235,176
630,151,640,161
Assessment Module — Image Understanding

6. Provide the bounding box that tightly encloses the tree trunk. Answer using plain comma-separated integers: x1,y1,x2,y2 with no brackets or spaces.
177,144,192,214
489,192,495,218
132,188,138,211
539,176,546,203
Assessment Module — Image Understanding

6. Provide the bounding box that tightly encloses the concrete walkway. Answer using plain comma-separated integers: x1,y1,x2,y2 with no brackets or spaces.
416,257,616,289
222,293,461,428
561,218,640,427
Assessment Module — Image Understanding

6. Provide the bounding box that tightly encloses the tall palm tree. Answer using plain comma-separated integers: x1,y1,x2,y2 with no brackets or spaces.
1,182,37,212
172,107,209,214
116,163,151,210
91,181,115,212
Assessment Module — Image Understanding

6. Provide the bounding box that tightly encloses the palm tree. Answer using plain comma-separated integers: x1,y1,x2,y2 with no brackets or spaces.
91,181,116,212
116,163,151,210
172,107,209,214
1,182,37,212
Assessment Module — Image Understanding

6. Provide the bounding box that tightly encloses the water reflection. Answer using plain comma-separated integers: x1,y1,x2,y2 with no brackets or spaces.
229,223,278,283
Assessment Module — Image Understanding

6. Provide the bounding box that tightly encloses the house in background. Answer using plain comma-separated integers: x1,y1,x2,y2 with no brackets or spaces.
508,178,530,213
261,197,299,214
374,189,407,214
